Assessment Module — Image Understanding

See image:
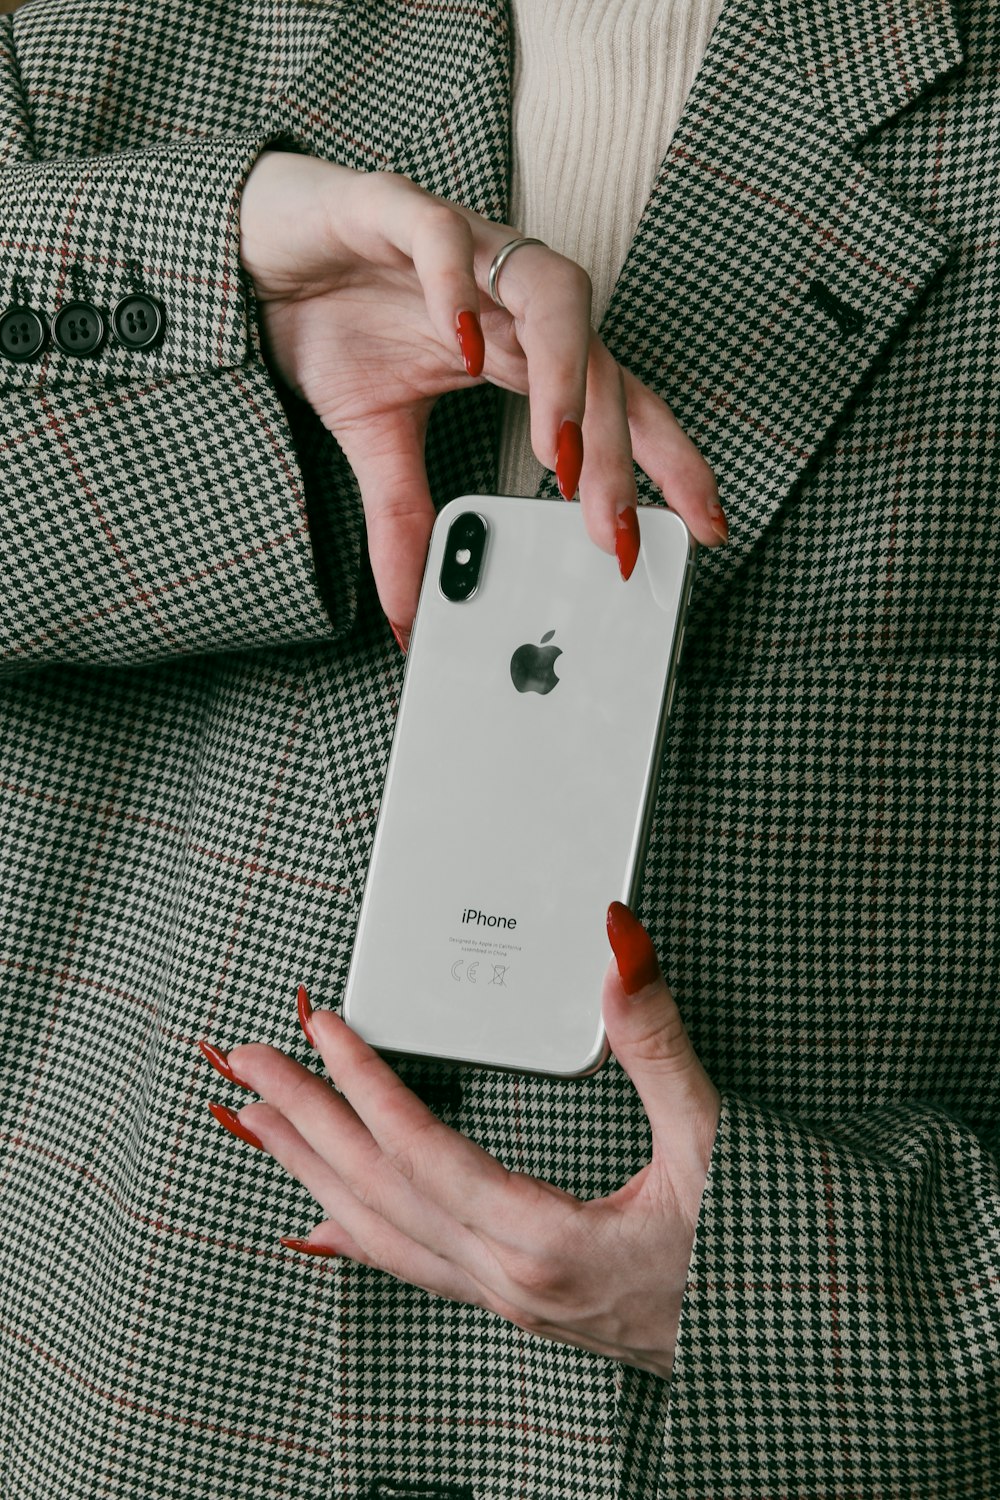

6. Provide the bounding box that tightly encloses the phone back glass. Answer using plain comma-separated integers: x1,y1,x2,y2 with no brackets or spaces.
342,494,694,1078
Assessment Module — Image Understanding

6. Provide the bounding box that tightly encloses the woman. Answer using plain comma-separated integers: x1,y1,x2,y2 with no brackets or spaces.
0,1,995,1497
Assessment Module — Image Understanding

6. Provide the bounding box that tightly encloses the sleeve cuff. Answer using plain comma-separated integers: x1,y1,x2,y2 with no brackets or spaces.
0,133,276,389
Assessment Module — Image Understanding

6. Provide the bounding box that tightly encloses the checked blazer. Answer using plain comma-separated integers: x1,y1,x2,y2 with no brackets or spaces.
0,0,997,1496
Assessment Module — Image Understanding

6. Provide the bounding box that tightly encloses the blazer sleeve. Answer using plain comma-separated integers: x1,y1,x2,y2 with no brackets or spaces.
664,1091,1000,1494
0,135,356,677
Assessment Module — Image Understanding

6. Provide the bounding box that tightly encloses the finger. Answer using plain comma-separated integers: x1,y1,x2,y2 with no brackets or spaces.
405,200,486,377
305,1010,523,1239
232,1098,488,1306
334,401,436,636
601,905,721,1181
227,1037,512,1272
576,337,639,567
469,234,592,499
621,366,728,547
230,1038,488,1272
373,184,594,502
362,178,487,380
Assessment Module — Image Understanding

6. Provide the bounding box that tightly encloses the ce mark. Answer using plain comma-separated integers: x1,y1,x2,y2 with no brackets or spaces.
451,960,480,984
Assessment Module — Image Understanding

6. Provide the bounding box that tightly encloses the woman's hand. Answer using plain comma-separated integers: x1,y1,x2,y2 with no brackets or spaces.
239,151,727,641
203,904,721,1381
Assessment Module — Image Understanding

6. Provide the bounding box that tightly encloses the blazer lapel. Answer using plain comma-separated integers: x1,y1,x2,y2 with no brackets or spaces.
254,0,965,624
254,0,510,214
759,0,964,145
532,0,964,620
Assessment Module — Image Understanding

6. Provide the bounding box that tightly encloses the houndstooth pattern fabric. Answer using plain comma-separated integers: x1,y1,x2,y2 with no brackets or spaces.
0,0,995,1496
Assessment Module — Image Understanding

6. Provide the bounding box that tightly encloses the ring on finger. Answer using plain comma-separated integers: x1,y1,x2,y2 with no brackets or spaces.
487,237,547,311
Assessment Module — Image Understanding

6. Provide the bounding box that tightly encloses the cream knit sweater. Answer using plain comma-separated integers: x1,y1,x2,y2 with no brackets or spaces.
497,0,726,497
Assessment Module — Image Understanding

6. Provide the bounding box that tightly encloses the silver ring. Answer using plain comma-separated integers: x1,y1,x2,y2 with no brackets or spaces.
487,237,546,311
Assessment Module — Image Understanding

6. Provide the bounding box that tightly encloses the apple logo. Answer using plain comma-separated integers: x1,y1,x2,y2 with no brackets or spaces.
510,629,562,695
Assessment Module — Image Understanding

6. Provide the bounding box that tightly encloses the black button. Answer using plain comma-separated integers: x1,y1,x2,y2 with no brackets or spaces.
111,293,165,351
50,301,105,356
0,305,46,362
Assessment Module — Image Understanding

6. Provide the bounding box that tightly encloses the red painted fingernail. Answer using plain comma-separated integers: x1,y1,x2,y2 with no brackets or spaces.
297,983,317,1048
556,419,584,501
456,310,485,378
208,1102,264,1150
615,506,641,581
197,1039,253,1092
388,620,410,654
279,1236,340,1259
709,500,729,544
606,901,661,995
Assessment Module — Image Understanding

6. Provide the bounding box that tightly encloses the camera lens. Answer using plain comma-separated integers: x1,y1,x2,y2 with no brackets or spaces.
440,510,487,602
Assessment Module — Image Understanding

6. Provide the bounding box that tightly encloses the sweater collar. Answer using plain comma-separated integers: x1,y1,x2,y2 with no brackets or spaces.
756,0,964,143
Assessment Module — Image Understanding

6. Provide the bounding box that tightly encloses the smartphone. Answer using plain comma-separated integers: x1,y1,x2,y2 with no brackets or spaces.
341,494,696,1079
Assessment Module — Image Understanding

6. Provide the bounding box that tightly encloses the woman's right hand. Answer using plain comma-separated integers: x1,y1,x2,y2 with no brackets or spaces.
239,151,727,643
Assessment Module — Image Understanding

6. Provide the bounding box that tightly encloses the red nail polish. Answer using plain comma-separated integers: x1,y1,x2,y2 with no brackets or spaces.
279,1236,340,1259
456,310,485,378
297,983,317,1048
606,901,661,995
709,502,729,544
615,507,640,581
388,621,410,654
208,1101,264,1150
556,419,584,501
197,1039,253,1092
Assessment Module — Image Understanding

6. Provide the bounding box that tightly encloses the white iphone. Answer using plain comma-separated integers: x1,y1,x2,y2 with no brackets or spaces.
341,494,696,1079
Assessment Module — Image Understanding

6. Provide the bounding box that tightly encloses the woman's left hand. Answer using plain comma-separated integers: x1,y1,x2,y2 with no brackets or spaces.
208,904,721,1381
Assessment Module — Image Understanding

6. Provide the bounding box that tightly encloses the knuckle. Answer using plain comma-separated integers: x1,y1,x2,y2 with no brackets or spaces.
386,1144,417,1183
363,170,409,210
368,491,432,527
352,1165,387,1213
366,171,429,221
500,1241,569,1301
371,169,411,195
518,252,591,317
416,201,468,245
283,1067,321,1110
384,1115,436,1184
555,256,593,305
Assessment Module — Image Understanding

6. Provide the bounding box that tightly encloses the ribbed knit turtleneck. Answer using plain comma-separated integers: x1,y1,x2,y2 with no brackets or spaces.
497,0,726,497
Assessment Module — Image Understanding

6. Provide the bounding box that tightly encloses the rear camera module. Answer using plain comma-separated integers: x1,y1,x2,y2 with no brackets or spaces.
440,511,488,601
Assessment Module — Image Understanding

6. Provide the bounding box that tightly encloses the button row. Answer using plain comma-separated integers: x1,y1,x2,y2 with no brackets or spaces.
0,294,165,361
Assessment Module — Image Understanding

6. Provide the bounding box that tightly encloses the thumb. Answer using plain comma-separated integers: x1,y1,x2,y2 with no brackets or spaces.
602,901,719,1165
336,404,437,646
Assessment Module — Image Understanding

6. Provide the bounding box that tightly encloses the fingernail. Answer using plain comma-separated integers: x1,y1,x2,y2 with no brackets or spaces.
556,419,584,501
389,621,410,654
456,310,485,378
279,1235,340,1259
615,506,640,581
297,983,317,1048
208,1101,264,1150
709,500,729,545
606,901,661,995
197,1039,253,1092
